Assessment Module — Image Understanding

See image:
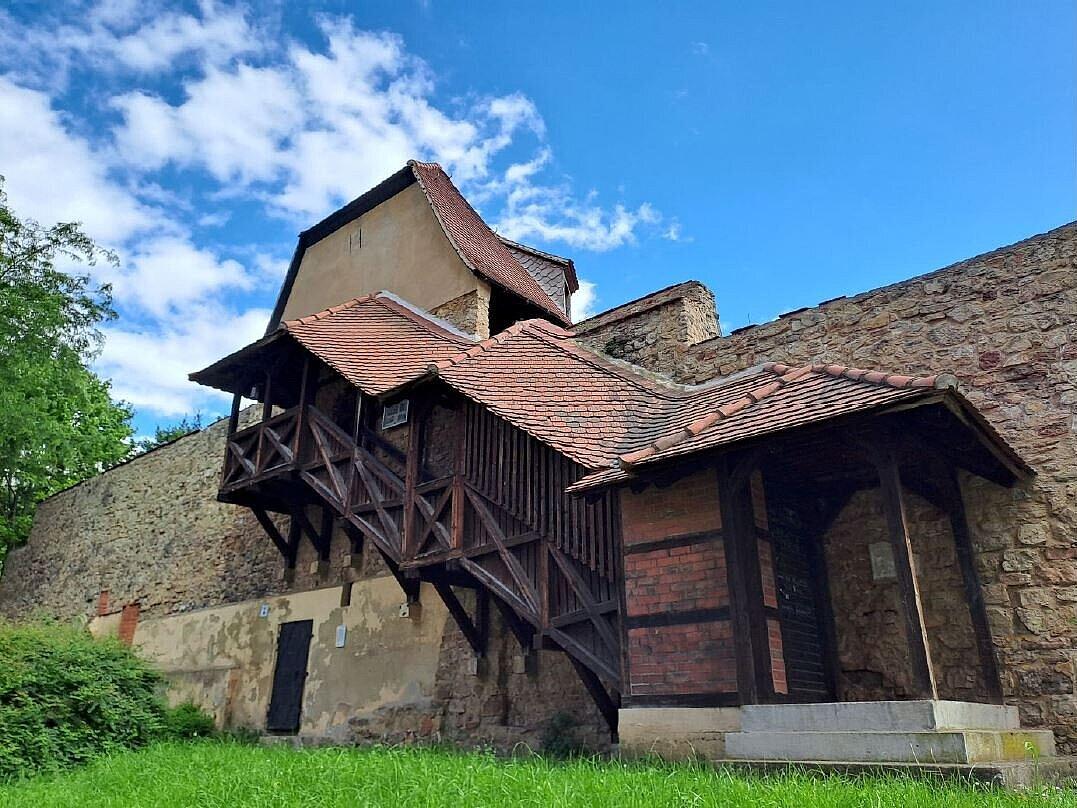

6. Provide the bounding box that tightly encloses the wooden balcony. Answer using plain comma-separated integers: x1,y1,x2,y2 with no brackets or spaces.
219,398,623,732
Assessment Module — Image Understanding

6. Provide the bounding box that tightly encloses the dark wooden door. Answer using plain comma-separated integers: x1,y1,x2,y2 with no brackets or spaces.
266,620,313,733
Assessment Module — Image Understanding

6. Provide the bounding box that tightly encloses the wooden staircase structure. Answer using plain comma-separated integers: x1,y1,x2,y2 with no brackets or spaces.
218,380,623,734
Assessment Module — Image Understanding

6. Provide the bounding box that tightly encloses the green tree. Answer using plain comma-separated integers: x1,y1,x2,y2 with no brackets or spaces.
0,178,134,562
136,413,203,453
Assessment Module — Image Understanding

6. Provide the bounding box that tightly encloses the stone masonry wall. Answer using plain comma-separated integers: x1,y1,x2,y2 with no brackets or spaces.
825,486,986,703
574,281,719,371
0,410,283,622
668,222,1077,750
431,286,491,338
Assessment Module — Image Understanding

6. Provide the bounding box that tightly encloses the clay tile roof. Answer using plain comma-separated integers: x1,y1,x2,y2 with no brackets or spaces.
568,363,964,492
282,292,474,396
194,291,1020,496
190,292,474,398
409,161,570,325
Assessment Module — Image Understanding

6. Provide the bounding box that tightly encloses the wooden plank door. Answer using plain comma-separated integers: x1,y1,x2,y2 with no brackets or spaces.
266,619,313,733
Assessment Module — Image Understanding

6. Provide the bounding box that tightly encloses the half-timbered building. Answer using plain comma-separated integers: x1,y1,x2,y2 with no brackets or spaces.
4,160,1076,781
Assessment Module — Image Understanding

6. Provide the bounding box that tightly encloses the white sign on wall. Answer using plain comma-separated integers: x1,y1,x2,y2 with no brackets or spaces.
869,541,897,581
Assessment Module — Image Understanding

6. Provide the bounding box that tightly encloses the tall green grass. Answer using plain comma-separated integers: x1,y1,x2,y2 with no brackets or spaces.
0,741,1069,807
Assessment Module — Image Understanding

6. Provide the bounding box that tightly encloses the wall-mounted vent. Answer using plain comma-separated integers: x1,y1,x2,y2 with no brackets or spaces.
381,399,409,430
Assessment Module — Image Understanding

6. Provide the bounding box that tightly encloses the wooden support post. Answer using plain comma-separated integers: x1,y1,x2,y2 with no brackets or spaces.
876,454,938,700
402,400,428,561
717,456,768,704
228,393,241,434
318,506,335,561
285,513,301,569
262,370,273,421
450,407,465,551
940,468,1005,704
433,580,488,657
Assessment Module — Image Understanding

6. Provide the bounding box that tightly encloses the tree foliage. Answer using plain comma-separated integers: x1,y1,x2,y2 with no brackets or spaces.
0,178,134,561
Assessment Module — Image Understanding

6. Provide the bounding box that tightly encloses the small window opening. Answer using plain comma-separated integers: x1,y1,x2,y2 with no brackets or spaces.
381,399,409,430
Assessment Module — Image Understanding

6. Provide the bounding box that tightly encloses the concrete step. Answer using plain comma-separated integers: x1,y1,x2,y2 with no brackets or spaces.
739,701,1020,733
724,729,1055,764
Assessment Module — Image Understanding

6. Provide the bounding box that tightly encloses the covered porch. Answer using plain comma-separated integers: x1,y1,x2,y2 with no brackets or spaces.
593,370,1057,774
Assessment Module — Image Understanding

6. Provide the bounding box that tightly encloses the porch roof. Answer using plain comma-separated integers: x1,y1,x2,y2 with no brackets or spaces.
190,292,474,397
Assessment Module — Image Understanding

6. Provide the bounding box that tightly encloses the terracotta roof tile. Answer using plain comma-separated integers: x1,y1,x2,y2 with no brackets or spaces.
409,161,569,324
194,293,1013,496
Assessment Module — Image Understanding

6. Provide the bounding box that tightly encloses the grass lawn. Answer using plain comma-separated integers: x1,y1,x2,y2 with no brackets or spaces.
0,741,1070,807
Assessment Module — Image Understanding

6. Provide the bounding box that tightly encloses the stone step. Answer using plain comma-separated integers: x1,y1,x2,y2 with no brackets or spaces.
739,701,1020,733
724,730,1055,764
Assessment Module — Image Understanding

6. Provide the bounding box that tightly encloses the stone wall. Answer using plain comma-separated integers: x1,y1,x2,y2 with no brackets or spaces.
668,221,1077,750
824,485,986,703
431,286,491,338
0,410,283,622
0,408,608,750
574,281,719,371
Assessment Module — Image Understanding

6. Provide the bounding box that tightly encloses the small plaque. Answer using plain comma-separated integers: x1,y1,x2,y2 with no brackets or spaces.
399,602,411,619
258,604,270,618
334,624,347,648
869,541,897,581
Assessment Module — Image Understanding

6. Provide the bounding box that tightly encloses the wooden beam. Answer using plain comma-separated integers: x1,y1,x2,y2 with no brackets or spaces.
317,505,335,561
228,393,242,434
876,453,938,700
938,468,1005,704
566,653,619,738
251,507,292,563
262,370,273,421
433,580,488,657
716,456,766,704
339,521,417,602
489,590,535,652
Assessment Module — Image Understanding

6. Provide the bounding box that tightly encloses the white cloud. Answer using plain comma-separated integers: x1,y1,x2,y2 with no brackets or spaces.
99,304,270,415
104,236,255,316
0,77,157,244
495,181,669,252
0,3,679,423
112,64,303,182
0,1,260,87
571,280,598,322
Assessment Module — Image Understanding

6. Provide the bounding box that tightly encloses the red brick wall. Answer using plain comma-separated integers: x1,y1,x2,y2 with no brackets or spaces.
627,621,737,696
621,469,722,544
118,603,140,646
621,469,736,702
624,542,728,616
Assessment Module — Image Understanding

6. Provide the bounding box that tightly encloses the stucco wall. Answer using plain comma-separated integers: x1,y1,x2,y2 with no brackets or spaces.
281,182,480,323
666,222,1077,750
124,579,449,739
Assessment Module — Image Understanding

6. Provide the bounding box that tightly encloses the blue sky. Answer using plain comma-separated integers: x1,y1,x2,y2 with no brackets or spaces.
1,1,1073,436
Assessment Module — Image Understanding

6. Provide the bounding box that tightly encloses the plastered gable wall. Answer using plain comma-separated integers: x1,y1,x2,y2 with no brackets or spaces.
667,222,1077,750
280,182,486,324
